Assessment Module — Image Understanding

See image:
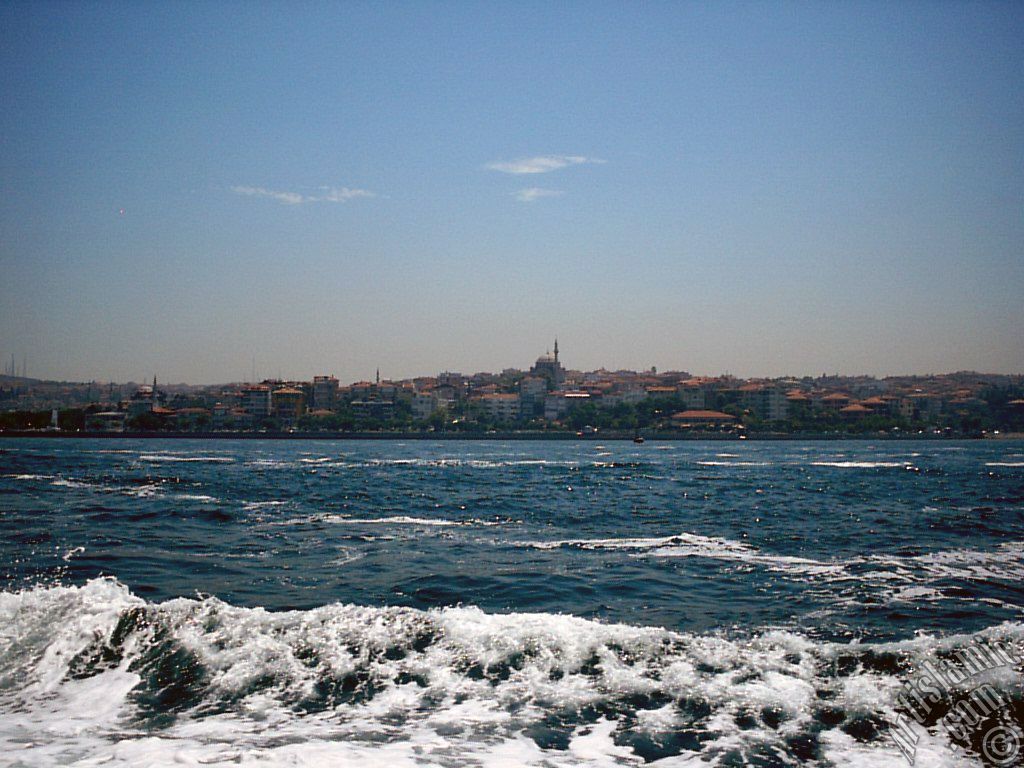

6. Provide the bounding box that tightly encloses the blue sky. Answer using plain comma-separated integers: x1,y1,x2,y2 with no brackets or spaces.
1,1,1022,383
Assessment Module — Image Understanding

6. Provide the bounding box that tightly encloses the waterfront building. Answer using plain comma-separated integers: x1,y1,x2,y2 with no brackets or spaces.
348,381,375,401
544,391,590,421
436,372,464,398
241,384,272,418
785,390,812,416
434,383,459,404
644,385,677,399
85,411,126,432
519,376,547,417
351,400,394,421
211,402,232,429
225,408,255,430
839,404,871,419
312,376,339,411
272,387,306,424
412,391,444,420
670,410,737,428
740,386,789,421
603,385,647,408
126,377,165,418
676,382,706,409
859,396,888,413
904,393,943,421
818,393,851,414
478,393,521,421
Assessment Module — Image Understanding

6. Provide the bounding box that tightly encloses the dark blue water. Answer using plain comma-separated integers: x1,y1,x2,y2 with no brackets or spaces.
2,438,1023,766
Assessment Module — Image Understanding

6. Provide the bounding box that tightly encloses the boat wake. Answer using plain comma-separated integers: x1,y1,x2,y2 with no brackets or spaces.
2,578,1021,767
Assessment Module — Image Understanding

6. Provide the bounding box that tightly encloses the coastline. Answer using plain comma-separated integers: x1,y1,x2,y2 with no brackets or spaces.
0,430,1001,440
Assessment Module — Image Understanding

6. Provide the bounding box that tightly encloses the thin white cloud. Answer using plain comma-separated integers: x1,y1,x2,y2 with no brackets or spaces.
231,186,307,205
515,187,564,202
485,155,604,175
231,185,376,205
318,186,376,202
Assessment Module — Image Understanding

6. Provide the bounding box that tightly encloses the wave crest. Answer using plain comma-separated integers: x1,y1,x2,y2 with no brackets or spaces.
2,579,1022,766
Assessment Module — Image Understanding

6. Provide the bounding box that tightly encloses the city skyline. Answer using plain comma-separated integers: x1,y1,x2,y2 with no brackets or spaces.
2,2,1022,383
2,340,1022,390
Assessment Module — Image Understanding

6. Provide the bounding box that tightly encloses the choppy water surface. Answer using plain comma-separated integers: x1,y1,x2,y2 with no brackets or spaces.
2,438,1022,766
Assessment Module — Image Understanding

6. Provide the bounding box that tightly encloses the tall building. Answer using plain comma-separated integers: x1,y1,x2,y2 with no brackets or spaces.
241,384,272,418
272,387,306,424
312,376,339,411
519,375,548,416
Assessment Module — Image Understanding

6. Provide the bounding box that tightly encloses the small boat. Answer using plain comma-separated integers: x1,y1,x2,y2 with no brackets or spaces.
633,435,645,444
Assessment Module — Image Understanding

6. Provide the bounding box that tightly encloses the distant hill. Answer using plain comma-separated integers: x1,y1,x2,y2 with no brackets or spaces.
0,375,43,386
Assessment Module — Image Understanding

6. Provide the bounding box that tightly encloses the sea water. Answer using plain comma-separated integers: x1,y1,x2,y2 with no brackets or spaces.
1,438,1022,766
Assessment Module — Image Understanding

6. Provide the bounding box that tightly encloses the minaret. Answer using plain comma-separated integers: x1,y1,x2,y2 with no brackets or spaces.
554,338,559,363
376,368,380,385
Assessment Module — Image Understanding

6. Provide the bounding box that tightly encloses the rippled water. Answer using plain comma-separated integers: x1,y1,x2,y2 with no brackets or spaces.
2,438,1023,766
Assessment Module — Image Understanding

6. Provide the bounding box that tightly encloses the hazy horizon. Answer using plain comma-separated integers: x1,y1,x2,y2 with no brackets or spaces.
3,357,1021,389
2,2,1022,384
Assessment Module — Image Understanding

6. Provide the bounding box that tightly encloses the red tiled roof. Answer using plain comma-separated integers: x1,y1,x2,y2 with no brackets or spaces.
840,404,871,414
671,410,736,421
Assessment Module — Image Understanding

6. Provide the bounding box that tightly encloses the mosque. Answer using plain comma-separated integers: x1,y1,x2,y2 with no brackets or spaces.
529,339,564,390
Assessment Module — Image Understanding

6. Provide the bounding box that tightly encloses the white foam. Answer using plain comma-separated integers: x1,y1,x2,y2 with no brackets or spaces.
242,500,289,510
909,541,1024,583
522,532,843,577
51,478,91,489
328,547,365,566
2,579,1020,767
526,531,1024,609
139,454,235,463
328,515,461,526
811,461,908,468
320,515,508,528
819,728,971,768
61,546,85,562
120,483,162,498
355,458,578,469
696,460,771,467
